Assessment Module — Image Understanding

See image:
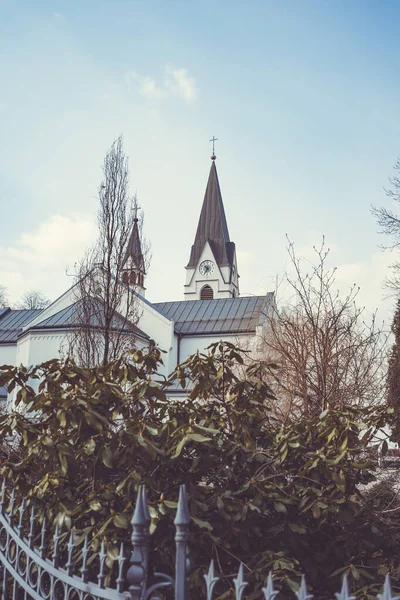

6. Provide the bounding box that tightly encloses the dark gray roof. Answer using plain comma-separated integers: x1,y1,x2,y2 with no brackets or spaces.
124,218,145,273
0,308,43,343
187,161,235,269
153,294,273,335
31,298,149,340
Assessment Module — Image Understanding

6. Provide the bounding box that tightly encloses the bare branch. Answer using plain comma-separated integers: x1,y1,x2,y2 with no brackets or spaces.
256,240,388,422
67,135,150,366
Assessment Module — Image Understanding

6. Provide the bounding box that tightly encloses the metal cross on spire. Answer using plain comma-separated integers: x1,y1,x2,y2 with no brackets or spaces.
133,194,141,221
209,136,218,160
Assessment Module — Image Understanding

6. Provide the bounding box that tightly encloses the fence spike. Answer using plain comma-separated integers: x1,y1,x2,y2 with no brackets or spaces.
9,488,16,525
28,506,35,548
17,497,26,536
295,576,313,600
39,517,46,558
233,563,248,600
116,542,126,593
127,485,150,600
97,540,107,589
66,530,75,576
141,486,151,591
132,484,147,526
141,485,151,524
175,485,190,600
378,575,400,600
0,479,6,513
335,574,355,600
81,535,90,582
204,559,219,600
174,485,190,526
52,524,61,567
262,572,279,600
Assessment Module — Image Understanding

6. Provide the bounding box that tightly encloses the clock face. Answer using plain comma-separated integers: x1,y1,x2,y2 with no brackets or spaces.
199,260,215,276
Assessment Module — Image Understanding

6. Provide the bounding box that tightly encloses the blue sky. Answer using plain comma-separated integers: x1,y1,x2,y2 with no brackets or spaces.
1,0,399,321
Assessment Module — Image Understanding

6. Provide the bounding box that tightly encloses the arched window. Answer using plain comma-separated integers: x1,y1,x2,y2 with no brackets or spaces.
200,285,214,300
122,271,129,284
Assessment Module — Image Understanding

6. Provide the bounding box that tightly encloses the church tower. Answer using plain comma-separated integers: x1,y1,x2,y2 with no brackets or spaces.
184,151,239,300
122,207,146,297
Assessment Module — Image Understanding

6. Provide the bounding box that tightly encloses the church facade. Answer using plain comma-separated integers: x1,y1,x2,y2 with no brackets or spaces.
0,157,274,402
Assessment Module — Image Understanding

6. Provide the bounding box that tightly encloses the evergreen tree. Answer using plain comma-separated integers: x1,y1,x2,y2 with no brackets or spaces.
388,299,400,440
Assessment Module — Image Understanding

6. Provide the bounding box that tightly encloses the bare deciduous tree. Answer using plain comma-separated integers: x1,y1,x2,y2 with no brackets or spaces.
15,290,50,310
372,158,400,290
0,286,8,308
68,135,150,367
258,239,388,422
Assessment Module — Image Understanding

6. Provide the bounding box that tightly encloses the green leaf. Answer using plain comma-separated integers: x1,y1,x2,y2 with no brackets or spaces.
148,506,158,519
273,502,287,514
172,436,187,458
102,447,114,468
192,517,212,530
187,433,211,442
163,501,178,509
84,438,96,456
113,513,129,528
288,523,306,534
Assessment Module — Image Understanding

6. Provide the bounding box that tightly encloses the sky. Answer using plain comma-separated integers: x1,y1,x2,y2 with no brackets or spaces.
1,0,400,324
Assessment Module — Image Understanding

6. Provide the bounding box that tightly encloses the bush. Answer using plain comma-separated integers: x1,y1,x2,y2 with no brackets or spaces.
0,342,396,598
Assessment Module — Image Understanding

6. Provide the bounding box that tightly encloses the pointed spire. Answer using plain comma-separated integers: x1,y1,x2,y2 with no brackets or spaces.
187,161,235,269
125,218,145,274
123,197,146,293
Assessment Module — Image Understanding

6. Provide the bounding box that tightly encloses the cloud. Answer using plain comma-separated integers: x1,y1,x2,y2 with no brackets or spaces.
139,76,168,100
125,66,199,103
51,12,66,22
166,68,198,102
0,215,97,304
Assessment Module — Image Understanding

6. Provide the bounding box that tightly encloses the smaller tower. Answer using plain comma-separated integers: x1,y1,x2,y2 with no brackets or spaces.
122,203,146,296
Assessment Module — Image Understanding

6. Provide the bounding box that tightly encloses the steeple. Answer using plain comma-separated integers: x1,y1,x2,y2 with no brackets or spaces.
186,161,236,270
184,154,239,301
122,206,146,296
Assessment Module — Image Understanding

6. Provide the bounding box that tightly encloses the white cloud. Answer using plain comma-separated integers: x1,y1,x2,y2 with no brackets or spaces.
51,12,66,22
0,215,97,304
139,76,168,100
126,66,199,103
166,67,198,102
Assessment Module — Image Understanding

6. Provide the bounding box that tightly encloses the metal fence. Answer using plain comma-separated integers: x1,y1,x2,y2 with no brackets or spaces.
0,480,397,600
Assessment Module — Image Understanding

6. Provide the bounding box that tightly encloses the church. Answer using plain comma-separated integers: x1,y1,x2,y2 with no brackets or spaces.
0,154,274,402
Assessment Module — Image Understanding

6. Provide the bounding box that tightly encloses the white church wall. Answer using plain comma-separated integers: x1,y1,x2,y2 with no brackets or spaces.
179,332,254,364
28,333,68,365
135,297,175,377
15,335,30,367
0,344,16,367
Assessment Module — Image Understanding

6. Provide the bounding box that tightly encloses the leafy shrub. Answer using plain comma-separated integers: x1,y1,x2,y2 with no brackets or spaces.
0,343,396,598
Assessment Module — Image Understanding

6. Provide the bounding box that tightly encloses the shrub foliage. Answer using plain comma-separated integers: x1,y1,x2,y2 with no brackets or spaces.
0,342,396,598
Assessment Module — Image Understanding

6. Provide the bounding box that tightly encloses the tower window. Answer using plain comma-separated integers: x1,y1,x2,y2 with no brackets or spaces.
200,285,214,300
